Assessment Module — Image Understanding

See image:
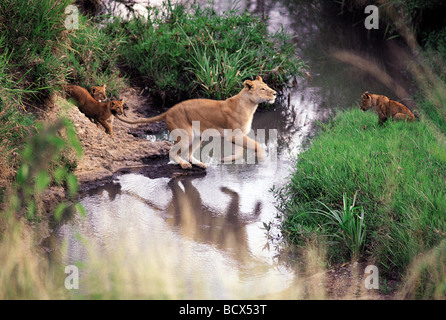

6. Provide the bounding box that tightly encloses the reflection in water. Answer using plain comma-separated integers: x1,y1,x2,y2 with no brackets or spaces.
120,174,263,263
58,172,293,298
165,178,260,262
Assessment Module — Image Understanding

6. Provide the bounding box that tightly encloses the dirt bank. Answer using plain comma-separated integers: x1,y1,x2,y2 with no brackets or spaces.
53,87,172,191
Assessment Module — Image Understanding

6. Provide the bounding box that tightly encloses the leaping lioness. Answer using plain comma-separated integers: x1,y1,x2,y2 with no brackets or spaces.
115,76,277,169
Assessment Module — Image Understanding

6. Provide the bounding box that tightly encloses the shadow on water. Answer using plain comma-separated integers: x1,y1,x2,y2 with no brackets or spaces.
55,0,415,298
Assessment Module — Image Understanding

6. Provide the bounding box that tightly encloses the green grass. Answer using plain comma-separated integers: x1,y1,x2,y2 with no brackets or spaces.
112,0,304,104
0,35,37,201
184,31,257,100
0,0,127,103
0,0,74,201
66,14,128,97
312,192,366,260
275,108,446,274
418,98,446,135
0,0,73,103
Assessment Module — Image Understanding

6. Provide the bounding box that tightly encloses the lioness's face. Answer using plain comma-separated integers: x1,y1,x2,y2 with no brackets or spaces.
109,99,124,115
244,76,277,104
361,92,372,111
91,85,107,102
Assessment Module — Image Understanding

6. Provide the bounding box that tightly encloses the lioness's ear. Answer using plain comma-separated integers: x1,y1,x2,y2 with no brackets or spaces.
244,80,255,90
103,84,106,89
120,98,124,104
255,75,263,82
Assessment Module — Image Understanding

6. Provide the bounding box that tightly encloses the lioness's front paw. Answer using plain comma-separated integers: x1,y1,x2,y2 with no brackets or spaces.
194,162,207,169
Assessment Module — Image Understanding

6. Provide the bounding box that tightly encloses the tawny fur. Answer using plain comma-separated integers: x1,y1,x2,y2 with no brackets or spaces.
361,92,415,124
64,84,124,136
90,84,107,102
114,76,277,169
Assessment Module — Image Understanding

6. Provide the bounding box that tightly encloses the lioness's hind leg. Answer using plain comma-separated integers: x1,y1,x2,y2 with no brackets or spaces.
169,133,193,169
221,145,244,163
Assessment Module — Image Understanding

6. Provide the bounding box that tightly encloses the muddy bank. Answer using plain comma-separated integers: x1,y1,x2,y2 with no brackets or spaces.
58,87,174,192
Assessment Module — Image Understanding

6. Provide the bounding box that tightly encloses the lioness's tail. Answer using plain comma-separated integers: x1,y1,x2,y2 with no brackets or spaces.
114,112,167,124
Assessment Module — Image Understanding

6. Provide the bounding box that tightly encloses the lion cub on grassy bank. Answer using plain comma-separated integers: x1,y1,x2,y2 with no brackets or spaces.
64,84,124,136
114,76,277,169
361,92,415,124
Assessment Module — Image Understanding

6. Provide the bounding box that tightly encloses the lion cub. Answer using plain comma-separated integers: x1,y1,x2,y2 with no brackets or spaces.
361,92,415,124
90,84,117,126
64,85,124,136
90,84,107,102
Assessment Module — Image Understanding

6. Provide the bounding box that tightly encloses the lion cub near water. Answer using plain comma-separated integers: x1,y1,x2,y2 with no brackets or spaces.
64,85,124,136
361,92,415,124
115,76,277,169
90,84,118,127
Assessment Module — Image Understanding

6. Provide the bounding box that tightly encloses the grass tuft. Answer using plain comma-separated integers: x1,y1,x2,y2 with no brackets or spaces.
65,14,128,97
312,192,366,260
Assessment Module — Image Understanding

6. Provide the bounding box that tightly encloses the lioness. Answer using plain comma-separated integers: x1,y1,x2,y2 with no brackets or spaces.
64,84,124,136
90,84,107,102
115,76,277,169
361,92,415,124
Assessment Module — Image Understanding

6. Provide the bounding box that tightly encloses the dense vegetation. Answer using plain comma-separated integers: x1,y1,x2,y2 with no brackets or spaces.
111,1,304,104
0,0,71,202
276,109,446,272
